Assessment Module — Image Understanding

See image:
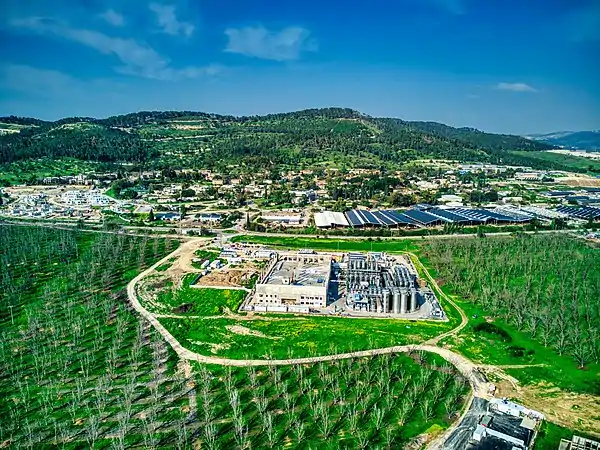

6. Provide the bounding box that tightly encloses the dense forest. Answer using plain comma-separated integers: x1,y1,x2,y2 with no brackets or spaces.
0,108,556,169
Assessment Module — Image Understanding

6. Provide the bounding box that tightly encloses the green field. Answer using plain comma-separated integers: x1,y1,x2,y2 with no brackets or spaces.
1,224,468,448
154,277,247,316
0,157,108,185
231,234,420,252
161,314,451,359
510,150,600,172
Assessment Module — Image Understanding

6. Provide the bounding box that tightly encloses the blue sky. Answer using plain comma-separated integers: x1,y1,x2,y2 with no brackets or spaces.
0,0,599,134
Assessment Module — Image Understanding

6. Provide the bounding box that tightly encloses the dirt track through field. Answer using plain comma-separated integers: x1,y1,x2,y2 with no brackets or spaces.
127,236,600,447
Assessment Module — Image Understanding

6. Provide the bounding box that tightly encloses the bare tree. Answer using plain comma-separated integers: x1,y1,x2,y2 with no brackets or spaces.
263,412,276,447
84,414,100,449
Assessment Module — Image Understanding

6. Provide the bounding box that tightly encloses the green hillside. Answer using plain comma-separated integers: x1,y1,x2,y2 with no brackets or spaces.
0,108,558,172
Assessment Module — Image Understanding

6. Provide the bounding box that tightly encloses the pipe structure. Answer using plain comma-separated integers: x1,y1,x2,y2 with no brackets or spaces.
393,290,400,314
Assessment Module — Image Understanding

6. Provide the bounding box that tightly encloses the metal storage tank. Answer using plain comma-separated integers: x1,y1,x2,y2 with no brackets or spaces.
400,289,408,314
410,289,418,312
392,290,400,314
382,289,390,313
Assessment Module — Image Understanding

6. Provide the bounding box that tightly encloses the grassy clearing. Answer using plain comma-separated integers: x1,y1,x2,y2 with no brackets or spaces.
510,150,600,172
230,234,420,253
160,314,450,360
155,280,247,316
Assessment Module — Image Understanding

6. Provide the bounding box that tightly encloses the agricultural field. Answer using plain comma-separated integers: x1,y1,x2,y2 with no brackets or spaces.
184,351,470,449
420,234,599,393
0,224,468,448
0,225,187,448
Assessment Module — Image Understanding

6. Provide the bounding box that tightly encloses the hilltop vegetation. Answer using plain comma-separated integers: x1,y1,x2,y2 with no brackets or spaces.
1,108,562,172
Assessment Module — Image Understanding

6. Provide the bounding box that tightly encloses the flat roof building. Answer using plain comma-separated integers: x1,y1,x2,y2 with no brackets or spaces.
251,253,332,309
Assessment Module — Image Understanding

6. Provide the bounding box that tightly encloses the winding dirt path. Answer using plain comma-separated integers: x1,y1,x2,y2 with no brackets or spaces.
126,240,564,448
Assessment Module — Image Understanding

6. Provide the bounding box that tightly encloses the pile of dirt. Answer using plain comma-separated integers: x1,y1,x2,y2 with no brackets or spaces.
197,269,257,287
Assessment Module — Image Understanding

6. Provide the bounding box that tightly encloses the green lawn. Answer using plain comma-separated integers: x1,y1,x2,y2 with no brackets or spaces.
161,314,451,359
231,234,420,252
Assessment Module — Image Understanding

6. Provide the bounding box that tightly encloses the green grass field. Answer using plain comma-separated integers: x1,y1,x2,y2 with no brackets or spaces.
231,234,420,252
510,150,600,172
161,314,451,359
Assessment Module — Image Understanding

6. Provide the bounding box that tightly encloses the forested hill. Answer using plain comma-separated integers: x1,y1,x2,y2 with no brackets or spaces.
0,108,556,169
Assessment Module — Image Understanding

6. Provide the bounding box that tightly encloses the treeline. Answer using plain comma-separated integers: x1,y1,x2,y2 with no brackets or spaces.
422,235,599,371
406,120,553,152
0,107,559,168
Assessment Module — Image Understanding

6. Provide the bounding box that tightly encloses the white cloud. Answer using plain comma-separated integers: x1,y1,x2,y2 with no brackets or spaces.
495,82,538,93
99,9,124,27
149,3,194,37
10,17,213,80
224,26,316,61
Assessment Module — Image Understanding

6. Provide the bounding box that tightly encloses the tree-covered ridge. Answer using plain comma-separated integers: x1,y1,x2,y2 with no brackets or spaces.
0,108,556,167
405,120,553,152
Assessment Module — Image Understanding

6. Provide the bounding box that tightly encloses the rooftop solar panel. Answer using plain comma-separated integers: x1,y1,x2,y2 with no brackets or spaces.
345,210,364,227
427,208,470,223
475,209,521,222
452,208,489,221
372,211,397,226
583,207,600,219
383,210,420,225
403,209,443,225
359,210,381,225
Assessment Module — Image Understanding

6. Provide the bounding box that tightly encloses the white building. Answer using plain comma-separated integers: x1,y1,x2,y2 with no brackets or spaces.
314,211,350,228
251,253,331,309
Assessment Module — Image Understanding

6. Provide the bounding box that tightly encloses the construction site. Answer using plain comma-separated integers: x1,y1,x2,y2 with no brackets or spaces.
244,249,444,319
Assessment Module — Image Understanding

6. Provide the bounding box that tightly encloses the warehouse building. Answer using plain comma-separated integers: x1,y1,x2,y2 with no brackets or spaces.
250,252,332,309
314,206,540,229
314,211,349,228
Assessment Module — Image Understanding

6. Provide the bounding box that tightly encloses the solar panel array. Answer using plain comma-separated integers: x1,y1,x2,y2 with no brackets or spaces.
556,206,600,220
316,204,600,228
338,207,537,227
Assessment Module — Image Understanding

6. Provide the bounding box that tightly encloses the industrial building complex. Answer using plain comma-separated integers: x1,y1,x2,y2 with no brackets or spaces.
313,204,600,229
245,250,443,319
344,252,432,315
